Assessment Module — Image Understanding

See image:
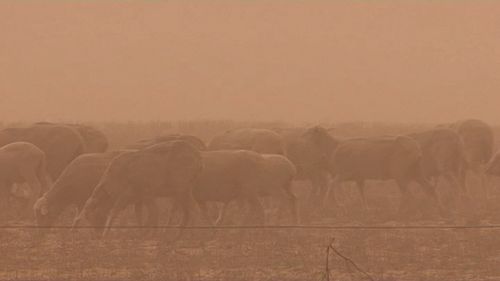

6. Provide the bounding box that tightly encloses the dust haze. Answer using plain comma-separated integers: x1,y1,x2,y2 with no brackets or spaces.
1,1,499,123
2,2,500,281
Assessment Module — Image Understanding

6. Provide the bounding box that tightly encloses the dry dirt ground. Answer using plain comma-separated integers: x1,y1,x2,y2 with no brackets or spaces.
1,178,500,281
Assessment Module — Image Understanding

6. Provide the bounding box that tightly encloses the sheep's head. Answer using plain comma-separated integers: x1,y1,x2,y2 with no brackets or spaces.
33,196,51,227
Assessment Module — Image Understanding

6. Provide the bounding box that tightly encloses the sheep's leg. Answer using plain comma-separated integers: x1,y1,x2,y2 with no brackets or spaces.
143,199,159,236
102,197,129,237
282,180,298,224
134,200,144,226
215,202,231,226
356,180,368,212
246,197,265,225
198,201,214,225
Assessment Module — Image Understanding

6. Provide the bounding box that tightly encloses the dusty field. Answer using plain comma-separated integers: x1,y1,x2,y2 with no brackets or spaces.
1,121,500,281
1,179,500,281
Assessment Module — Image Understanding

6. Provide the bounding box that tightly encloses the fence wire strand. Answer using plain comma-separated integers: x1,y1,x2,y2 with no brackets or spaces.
2,224,500,230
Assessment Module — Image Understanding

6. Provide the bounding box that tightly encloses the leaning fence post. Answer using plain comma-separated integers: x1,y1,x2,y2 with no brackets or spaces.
325,237,335,281
324,237,375,281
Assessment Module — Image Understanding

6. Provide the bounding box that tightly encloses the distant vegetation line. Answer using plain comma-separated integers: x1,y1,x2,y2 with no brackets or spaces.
4,120,494,150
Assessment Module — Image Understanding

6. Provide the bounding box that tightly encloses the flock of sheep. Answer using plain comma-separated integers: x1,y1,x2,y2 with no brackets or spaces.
0,119,498,239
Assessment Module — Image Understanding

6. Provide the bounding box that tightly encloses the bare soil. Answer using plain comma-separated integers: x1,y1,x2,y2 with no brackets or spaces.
1,178,499,281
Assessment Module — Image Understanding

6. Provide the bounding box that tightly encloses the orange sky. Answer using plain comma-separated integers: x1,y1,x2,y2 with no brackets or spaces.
0,1,499,124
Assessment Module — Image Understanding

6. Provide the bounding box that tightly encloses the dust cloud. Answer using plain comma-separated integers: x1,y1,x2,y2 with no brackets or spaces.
0,1,499,123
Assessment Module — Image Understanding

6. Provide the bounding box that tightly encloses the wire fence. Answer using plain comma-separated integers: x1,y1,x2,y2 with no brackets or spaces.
2,222,500,281
3,223,500,230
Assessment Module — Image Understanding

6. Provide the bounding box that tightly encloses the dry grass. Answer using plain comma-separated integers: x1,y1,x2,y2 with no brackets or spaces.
1,179,500,281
